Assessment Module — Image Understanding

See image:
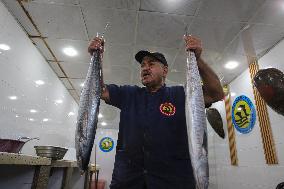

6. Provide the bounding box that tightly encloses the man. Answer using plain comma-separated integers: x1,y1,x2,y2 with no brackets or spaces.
88,36,224,189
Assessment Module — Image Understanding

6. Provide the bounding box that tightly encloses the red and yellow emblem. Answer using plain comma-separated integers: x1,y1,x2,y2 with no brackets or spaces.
160,102,176,116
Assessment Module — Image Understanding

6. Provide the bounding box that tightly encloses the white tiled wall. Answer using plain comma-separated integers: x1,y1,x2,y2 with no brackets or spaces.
92,128,118,189
0,1,78,156
209,39,284,188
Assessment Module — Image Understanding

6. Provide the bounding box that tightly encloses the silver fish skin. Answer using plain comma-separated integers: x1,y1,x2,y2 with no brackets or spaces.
185,51,209,189
75,49,102,172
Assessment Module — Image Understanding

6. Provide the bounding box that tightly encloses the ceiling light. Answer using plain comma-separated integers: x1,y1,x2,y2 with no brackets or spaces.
63,47,78,57
9,96,18,100
42,118,49,122
15,115,19,118
101,122,107,126
224,61,239,70
98,113,103,118
68,112,75,116
35,80,45,85
231,92,236,97
0,44,10,51
29,118,34,122
55,99,63,104
30,109,37,113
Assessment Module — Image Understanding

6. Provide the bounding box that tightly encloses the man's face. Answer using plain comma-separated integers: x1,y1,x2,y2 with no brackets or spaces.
140,56,168,87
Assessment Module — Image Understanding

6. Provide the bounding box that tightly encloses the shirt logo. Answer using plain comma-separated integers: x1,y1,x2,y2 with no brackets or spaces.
160,102,176,116
232,95,256,134
99,137,114,152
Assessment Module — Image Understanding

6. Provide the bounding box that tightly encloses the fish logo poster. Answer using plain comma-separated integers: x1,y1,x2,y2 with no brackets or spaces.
232,95,256,134
99,137,114,152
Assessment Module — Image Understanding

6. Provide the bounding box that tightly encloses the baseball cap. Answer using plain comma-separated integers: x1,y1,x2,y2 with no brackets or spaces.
135,50,168,66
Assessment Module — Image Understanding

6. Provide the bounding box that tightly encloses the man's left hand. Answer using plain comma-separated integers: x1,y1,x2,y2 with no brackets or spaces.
184,35,202,60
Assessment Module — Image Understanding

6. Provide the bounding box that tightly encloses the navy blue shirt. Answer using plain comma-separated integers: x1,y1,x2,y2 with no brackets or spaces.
107,84,195,189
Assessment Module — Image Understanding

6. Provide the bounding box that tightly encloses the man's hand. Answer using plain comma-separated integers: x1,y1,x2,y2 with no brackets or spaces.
88,37,104,55
184,35,202,60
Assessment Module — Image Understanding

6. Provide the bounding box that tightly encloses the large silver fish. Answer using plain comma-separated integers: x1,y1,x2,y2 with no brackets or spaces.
185,51,209,189
75,49,102,172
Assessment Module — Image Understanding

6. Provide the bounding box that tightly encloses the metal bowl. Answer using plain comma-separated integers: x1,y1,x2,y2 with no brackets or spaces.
34,146,68,160
0,137,39,153
0,139,25,153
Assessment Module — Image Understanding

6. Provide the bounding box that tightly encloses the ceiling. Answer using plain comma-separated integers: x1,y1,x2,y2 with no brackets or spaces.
2,0,284,129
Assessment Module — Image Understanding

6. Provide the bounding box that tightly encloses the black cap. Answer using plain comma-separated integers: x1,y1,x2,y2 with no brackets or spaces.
135,50,168,66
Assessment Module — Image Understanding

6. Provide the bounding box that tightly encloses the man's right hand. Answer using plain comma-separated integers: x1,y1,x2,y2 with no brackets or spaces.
88,37,104,55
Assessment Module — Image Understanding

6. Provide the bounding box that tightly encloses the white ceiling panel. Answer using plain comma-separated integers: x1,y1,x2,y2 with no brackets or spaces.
82,6,136,44
59,78,73,89
47,61,66,77
30,0,79,6
197,0,266,22
32,38,54,60
60,61,89,78
69,78,84,91
136,11,191,48
250,0,284,27
80,0,139,10
212,53,248,84
1,0,39,36
103,43,133,67
171,48,221,73
167,71,186,84
104,65,132,85
140,0,200,16
225,24,284,58
46,38,90,63
24,2,87,40
68,89,80,101
190,18,246,52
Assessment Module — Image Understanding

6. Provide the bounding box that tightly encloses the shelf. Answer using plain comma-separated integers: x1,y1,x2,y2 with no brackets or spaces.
0,152,51,165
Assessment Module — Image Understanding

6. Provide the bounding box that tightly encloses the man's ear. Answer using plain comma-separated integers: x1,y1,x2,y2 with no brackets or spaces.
163,66,168,76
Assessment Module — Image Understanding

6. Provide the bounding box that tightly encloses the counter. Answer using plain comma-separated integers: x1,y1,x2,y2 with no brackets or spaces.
0,152,100,189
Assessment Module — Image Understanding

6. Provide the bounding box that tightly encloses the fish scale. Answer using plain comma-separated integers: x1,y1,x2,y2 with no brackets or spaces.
185,51,209,189
75,49,102,172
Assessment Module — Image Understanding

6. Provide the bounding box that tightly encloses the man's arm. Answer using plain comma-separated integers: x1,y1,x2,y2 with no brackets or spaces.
88,37,110,102
197,58,224,105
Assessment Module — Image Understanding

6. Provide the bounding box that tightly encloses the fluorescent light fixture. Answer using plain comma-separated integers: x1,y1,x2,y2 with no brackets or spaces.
98,113,103,118
63,47,78,57
29,118,34,121
55,99,63,104
30,109,37,113
35,80,45,85
224,61,239,70
42,118,49,122
101,122,107,126
0,44,10,51
9,96,18,100
68,112,75,116
231,92,236,97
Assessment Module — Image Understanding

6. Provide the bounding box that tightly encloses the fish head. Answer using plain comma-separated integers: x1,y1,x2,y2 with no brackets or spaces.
140,56,168,87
